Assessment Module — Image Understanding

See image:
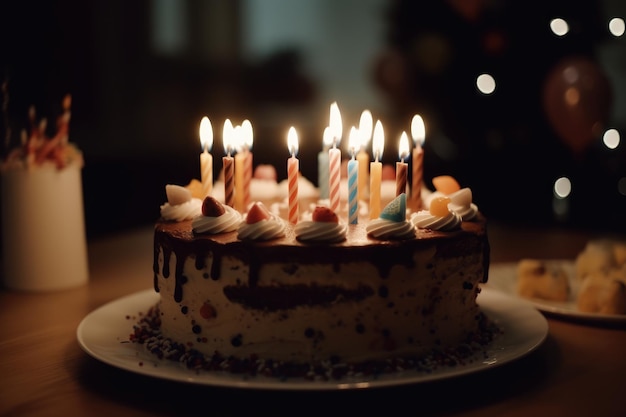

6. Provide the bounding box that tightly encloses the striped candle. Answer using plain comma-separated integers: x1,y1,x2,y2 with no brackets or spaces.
328,102,342,213
396,131,410,196
242,119,253,210
410,115,425,208
287,126,299,224
347,127,359,224
223,119,235,207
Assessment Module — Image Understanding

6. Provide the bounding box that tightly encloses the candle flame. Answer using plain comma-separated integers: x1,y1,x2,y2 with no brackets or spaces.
322,126,333,149
233,125,244,152
223,119,234,155
200,117,213,152
359,109,373,147
329,101,342,147
372,120,384,161
411,114,425,146
287,126,299,157
242,119,253,150
398,131,410,161
348,126,360,158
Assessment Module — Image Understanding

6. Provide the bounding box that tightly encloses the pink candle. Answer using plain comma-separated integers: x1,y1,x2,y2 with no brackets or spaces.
199,117,213,198
287,126,299,224
396,131,410,197
410,114,425,207
328,102,342,213
223,119,235,207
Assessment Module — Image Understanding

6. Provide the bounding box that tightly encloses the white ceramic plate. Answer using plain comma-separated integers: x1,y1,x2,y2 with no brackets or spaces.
76,287,547,391
487,262,626,324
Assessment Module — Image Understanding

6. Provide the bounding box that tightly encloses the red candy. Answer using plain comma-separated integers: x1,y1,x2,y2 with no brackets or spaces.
246,202,271,224
199,302,217,320
312,206,338,223
202,196,226,217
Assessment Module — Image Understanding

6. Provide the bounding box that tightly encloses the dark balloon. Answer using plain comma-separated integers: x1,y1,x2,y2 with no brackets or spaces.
542,56,613,155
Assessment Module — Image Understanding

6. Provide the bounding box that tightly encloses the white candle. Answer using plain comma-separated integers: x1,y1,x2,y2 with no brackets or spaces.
347,126,359,224
357,109,372,201
328,102,342,213
410,114,425,208
287,126,299,224
396,131,409,197
369,120,384,219
318,127,332,199
199,116,213,198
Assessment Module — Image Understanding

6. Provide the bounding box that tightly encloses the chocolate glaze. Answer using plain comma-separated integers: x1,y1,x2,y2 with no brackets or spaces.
153,216,489,310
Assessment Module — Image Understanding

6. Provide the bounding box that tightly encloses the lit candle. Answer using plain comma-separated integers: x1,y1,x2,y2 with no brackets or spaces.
328,102,342,213
396,131,410,197
222,119,235,208
234,124,246,213
287,126,299,224
410,114,425,208
369,120,384,219
318,127,332,200
199,117,213,198
357,109,372,201
347,126,359,224
242,119,253,210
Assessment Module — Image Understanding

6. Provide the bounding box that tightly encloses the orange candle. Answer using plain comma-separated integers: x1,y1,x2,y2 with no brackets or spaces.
396,131,409,197
199,117,213,198
410,114,425,207
287,126,299,224
369,120,384,219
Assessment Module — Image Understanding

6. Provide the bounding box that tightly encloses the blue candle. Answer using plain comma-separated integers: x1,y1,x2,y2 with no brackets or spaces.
347,126,359,224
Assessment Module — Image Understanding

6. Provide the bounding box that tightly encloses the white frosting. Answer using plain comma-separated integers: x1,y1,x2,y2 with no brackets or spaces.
295,221,347,243
160,198,203,222
448,188,479,221
192,205,242,234
410,209,462,231
238,215,286,241
366,218,416,240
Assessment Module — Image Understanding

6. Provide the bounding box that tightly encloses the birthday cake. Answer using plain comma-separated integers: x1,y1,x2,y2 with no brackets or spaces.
131,171,492,379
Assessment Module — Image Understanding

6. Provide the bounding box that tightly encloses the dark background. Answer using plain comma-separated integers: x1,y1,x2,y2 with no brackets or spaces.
1,0,625,238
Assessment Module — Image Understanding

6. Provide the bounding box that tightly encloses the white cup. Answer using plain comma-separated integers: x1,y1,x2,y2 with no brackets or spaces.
1,161,89,291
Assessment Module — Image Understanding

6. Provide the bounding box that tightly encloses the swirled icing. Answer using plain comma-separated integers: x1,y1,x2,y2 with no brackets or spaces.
448,188,479,221
192,205,242,234
159,184,202,221
410,209,462,231
238,215,286,241
295,221,347,243
366,218,416,240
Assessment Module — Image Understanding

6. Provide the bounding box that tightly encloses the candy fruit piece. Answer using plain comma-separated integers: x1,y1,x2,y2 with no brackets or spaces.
166,184,192,206
312,206,339,223
246,202,271,224
185,179,204,199
202,196,226,217
380,193,406,222
430,196,451,217
432,175,460,195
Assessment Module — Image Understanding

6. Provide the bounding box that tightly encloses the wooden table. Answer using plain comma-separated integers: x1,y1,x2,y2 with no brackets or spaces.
1,222,625,417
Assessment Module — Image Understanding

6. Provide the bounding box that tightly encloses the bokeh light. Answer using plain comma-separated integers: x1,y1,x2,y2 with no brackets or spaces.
550,18,569,36
603,128,620,149
553,176,572,199
476,73,496,95
609,17,625,37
